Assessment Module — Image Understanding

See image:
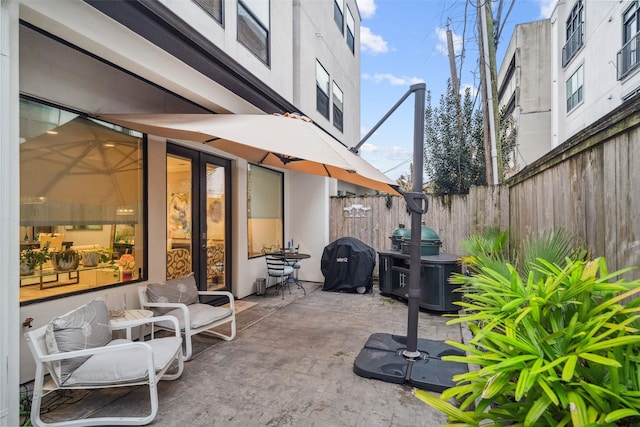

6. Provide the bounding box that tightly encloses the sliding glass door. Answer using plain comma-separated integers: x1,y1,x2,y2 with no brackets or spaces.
166,144,231,294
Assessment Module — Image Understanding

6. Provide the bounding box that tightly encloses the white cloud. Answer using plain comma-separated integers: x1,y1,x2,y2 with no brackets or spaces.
434,26,462,56
359,142,378,153
360,143,411,161
362,73,424,86
537,0,557,19
356,0,377,20
360,26,388,55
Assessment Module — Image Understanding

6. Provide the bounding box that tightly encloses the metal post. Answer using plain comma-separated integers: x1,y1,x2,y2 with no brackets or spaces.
403,83,426,359
352,87,415,153
352,82,428,359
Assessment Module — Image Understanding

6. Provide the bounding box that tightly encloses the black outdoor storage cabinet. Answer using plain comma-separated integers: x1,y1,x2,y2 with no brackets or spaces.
321,237,376,293
378,250,461,312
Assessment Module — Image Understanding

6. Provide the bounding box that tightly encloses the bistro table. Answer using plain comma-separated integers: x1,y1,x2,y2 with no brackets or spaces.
272,251,311,295
109,309,153,340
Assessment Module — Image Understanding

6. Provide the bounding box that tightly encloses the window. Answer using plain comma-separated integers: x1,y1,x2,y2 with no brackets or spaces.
238,0,270,65
316,61,330,119
566,65,583,112
19,98,146,304
618,2,640,79
332,82,344,132
562,0,584,66
247,164,283,257
346,6,355,54
334,0,344,33
193,0,223,25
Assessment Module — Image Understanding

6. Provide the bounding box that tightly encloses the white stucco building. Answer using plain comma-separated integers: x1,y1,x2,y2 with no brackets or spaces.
1,1,381,424
498,0,640,171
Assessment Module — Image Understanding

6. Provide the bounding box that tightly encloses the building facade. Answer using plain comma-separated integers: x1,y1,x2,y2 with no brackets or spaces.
497,19,552,171
498,0,640,171
1,1,367,422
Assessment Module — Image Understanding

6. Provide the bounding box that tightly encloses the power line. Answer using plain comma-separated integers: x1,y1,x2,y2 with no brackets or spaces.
383,157,413,174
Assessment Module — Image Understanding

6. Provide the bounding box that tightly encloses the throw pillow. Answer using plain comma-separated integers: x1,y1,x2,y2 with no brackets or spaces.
45,298,112,384
146,273,199,315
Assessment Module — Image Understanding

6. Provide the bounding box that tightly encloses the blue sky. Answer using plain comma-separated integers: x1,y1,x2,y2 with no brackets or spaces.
356,0,556,181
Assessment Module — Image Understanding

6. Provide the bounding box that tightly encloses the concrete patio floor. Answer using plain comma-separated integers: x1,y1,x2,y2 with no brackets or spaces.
33,282,465,426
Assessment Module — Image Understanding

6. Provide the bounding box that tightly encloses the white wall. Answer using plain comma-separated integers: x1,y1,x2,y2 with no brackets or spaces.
19,0,262,115
287,171,331,282
497,20,552,168
161,0,295,105
551,1,640,146
1,1,20,424
293,0,360,147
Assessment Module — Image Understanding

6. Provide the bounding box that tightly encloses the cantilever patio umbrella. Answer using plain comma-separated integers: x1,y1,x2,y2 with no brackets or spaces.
99,113,399,195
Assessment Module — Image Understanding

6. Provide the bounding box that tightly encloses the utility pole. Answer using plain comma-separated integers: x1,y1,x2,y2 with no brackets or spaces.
446,20,459,95
477,0,501,185
485,0,503,182
446,19,464,186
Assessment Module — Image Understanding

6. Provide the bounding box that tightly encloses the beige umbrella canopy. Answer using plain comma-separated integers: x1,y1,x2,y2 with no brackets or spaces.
99,113,399,195
20,116,142,225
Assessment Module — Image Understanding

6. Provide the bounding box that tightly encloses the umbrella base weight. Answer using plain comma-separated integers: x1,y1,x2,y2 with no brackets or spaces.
353,333,468,392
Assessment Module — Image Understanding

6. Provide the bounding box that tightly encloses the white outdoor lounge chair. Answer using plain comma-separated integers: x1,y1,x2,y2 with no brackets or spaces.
24,298,184,427
138,273,236,361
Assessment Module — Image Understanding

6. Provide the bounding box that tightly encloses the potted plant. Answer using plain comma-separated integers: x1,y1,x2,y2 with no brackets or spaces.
20,241,50,276
80,249,119,282
82,248,114,267
51,247,80,271
415,228,640,425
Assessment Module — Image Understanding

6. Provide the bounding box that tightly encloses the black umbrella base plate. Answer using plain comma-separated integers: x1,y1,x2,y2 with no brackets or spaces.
353,333,468,392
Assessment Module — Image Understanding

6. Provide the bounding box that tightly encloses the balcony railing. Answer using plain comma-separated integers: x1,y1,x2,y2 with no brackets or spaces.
617,33,640,80
562,25,583,67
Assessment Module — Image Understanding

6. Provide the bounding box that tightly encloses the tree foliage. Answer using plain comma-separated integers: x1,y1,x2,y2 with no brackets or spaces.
424,80,486,195
423,80,517,195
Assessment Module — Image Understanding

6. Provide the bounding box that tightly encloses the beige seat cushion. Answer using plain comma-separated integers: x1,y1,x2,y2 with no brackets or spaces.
64,337,182,386
157,304,233,330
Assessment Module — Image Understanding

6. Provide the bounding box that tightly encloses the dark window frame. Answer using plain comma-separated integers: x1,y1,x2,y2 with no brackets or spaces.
237,0,270,66
618,2,640,79
18,97,149,306
193,0,224,26
562,0,584,67
316,61,330,120
566,64,584,112
247,163,284,259
334,0,344,34
346,5,355,54
332,81,343,132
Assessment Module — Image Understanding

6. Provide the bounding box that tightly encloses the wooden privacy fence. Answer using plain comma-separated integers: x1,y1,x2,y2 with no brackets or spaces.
330,95,640,280
329,185,508,256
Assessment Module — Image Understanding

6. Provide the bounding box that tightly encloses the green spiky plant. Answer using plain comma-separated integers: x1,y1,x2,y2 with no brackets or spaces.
415,229,640,426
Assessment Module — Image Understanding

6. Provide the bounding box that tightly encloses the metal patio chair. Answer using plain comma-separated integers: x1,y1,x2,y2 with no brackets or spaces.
265,254,294,299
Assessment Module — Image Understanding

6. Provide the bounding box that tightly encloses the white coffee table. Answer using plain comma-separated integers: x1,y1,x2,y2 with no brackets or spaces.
110,309,153,340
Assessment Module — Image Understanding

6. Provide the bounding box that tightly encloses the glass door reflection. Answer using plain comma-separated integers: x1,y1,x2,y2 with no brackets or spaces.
206,164,226,291
166,154,193,280
167,144,231,294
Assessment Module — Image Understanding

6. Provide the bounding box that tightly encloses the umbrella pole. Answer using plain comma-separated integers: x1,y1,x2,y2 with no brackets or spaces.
403,83,426,359
353,83,467,391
